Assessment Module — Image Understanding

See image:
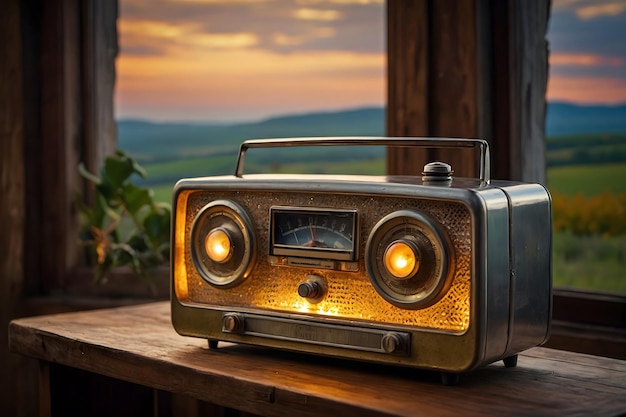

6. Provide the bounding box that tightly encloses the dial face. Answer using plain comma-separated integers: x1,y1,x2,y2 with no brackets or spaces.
271,207,357,261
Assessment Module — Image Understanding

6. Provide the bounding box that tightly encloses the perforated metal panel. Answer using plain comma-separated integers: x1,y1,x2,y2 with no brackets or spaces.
178,190,472,333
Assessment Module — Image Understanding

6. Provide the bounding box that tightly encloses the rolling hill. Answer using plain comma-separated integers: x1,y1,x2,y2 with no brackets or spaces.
119,101,626,164
546,102,626,136
117,102,626,190
118,107,385,164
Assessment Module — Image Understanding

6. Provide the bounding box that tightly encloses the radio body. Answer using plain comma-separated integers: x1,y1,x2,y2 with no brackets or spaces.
171,138,552,384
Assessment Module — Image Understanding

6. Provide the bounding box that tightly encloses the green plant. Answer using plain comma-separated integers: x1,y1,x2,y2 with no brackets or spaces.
78,150,171,289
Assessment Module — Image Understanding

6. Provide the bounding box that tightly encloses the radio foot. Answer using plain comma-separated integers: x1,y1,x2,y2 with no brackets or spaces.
208,340,219,349
503,354,518,368
440,372,460,386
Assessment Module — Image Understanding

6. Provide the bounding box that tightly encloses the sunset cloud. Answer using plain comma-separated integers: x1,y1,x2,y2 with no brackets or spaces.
547,75,626,104
547,0,626,104
575,2,626,19
552,0,626,20
272,27,335,46
167,0,273,3
119,19,259,52
119,0,384,55
296,0,383,4
551,53,625,67
293,8,342,21
552,0,626,15
116,0,385,121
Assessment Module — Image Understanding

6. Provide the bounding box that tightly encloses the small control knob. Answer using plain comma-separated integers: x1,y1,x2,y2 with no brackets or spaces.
298,281,320,298
422,161,453,182
297,275,327,304
381,332,403,354
222,313,244,333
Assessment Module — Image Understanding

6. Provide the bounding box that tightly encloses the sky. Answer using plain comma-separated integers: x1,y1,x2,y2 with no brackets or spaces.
115,0,626,122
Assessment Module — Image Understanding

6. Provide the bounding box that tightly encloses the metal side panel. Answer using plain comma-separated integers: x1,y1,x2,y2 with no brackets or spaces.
471,188,512,364
500,184,552,355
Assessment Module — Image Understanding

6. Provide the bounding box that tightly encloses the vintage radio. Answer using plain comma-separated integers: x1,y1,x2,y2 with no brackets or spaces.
171,137,552,384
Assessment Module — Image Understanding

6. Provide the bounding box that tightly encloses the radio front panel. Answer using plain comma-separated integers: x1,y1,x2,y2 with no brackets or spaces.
174,189,472,333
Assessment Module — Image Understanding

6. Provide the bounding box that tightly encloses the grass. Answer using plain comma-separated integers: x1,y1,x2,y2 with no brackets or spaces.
146,157,386,204
140,155,235,184
547,162,626,197
257,157,386,175
152,183,177,205
553,231,626,294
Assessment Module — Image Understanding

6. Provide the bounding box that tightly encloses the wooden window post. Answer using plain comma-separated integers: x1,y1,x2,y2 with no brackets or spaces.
22,0,119,294
387,0,550,183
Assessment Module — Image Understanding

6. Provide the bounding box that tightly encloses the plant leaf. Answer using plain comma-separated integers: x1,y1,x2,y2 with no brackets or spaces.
120,183,152,214
143,208,171,243
104,154,136,189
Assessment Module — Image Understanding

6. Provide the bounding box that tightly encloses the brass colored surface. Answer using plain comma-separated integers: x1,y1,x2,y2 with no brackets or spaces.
177,190,471,333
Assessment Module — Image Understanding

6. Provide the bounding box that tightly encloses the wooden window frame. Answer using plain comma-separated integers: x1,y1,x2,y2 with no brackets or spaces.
19,0,168,311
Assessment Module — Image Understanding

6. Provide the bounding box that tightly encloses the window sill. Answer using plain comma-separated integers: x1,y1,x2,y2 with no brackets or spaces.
22,266,169,316
544,288,626,360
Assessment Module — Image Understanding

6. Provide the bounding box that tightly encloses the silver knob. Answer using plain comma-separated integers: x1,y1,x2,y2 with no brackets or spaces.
223,313,244,333
422,161,453,181
381,332,403,353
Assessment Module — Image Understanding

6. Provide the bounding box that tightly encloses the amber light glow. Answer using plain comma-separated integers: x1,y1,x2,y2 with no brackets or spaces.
182,193,471,332
174,192,190,300
205,228,232,263
384,241,419,279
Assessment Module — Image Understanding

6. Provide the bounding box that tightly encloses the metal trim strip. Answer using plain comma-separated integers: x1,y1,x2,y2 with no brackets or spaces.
222,312,411,355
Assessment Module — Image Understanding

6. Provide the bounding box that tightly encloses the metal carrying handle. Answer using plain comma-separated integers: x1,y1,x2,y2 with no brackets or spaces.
235,137,490,183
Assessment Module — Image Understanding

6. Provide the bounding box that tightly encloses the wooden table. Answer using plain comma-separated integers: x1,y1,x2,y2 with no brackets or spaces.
9,302,626,417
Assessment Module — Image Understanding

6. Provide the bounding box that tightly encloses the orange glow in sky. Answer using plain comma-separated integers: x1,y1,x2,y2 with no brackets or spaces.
116,47,385,121
547,53,626,104
547,75,626,104
116,0,386,121
115,0,626,122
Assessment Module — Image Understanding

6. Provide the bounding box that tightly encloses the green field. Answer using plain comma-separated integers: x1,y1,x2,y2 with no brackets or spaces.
547,163,626,196
552,231,626,293
548,163,626,294
150,157,387,203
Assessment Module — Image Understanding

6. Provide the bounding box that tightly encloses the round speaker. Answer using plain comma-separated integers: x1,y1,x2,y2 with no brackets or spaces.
365,210,455,309
190,200,256,288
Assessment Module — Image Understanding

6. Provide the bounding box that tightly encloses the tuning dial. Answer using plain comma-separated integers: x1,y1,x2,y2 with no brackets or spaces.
297,275,327,304
298,281,320,298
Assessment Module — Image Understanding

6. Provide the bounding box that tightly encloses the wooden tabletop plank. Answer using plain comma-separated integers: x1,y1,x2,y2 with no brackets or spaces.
9,302,626,417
